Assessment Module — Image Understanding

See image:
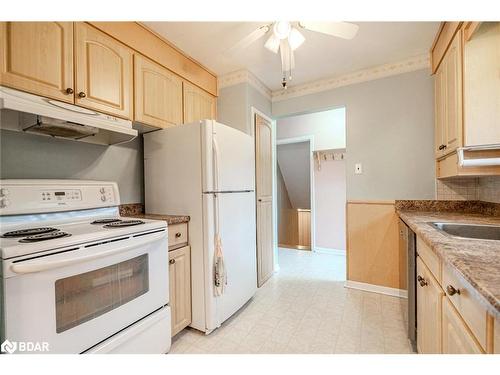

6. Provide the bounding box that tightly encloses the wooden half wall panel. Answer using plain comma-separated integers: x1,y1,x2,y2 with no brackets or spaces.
346,200,400,289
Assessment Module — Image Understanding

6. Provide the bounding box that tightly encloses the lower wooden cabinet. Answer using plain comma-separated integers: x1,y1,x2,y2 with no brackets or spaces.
442,297,483,354
416,235,494,354
169,245,192,337
416,256,444,354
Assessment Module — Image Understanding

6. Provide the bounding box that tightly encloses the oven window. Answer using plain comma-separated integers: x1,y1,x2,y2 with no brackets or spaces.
55,254,149,333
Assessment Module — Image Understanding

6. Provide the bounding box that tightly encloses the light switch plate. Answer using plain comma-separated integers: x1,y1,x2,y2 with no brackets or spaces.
355,163,362,174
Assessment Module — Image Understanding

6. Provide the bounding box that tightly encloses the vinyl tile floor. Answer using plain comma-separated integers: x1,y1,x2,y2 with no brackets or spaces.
169,248,414,354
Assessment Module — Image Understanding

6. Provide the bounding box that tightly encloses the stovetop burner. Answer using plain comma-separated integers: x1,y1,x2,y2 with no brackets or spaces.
1,227,58,238
104,220,145,228
19,231,71,243
91,218,122,224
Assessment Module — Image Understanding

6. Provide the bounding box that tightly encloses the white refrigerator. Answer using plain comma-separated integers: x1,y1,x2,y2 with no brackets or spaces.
143,119,257,333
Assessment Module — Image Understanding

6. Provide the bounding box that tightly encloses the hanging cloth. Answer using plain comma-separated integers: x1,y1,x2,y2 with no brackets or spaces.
214,230,227,296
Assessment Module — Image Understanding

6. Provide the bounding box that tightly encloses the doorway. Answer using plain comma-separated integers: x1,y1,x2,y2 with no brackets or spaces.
276,137,314,251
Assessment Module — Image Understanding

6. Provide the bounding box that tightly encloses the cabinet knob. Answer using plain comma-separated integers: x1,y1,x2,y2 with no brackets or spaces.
446,285,460,296
169,259,175,264
438,144,447,150
175,232,182,238
78,92,86,98
417,275,428,287
65,88,74,95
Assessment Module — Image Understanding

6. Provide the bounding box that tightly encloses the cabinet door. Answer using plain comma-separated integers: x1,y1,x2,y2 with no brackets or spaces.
0,22,74,102
134,54,183,128
442,297,483,354
169,246,192,337
434,61,447,158
416,256,444,354
444,29,463,154
74,23,133,119
182,81,216,124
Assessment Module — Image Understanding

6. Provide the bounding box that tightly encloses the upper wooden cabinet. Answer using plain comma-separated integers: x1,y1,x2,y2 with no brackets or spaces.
0,22,74,103
434,29,463,159
183,81,216,124
134,54,183,128
463,22,500,146
74,23,133,119
1,22,217,125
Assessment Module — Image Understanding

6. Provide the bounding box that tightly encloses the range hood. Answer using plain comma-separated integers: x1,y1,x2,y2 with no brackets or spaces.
0,86,137,145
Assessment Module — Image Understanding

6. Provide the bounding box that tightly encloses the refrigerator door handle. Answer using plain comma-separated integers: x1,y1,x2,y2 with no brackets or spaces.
212,137,220,193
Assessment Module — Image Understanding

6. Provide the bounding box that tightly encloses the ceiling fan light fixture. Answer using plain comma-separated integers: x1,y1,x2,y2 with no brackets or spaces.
264,33,280,53
273,21,291,40
288,27,305,50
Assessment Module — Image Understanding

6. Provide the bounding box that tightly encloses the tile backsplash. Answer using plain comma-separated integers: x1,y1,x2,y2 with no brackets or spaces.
478,176,500,203
436,176,500,203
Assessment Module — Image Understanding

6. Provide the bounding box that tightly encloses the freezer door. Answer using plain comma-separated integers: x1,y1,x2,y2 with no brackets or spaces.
203,191,257,331
202,120,255,193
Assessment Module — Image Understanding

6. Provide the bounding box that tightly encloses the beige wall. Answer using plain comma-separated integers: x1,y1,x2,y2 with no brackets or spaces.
273,69,436,201
277,108,346,150
315,158,346,251
0,126,144,204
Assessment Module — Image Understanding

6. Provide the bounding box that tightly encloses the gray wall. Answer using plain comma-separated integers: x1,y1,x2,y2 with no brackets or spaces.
0,128,144,204
218,82,272,135
273,69,436,200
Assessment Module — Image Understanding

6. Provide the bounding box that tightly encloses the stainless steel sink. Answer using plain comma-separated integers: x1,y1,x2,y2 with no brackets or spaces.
430,222,500,241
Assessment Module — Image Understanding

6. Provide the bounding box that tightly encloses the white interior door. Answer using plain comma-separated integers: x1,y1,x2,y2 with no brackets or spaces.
255,113,274,287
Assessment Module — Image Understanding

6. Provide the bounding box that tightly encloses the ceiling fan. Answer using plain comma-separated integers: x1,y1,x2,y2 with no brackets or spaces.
227,21,359,89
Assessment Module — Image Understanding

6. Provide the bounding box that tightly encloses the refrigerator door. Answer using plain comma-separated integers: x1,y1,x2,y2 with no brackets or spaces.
202,120,255,193
202,191,257,331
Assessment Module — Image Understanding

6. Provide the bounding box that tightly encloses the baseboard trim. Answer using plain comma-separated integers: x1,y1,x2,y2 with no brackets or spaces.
314,247,346,256
344,280,408,298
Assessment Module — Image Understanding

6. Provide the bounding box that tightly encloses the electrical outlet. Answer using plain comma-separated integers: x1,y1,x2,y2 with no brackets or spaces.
355,163,363,174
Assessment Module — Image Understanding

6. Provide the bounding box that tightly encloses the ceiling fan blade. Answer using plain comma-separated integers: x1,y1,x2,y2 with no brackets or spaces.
225,24,270,55
280,40,295,73
299,21,359,40
264,33,280,53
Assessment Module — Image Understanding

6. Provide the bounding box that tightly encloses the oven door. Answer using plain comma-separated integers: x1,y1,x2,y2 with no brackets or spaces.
2,229,168,354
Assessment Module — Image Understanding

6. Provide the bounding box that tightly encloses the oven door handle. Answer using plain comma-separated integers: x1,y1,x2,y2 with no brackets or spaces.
10,233,166,274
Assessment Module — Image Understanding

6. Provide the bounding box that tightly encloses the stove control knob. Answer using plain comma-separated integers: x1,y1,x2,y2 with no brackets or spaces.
101,196,107,202
0,188,9,197
0,198,10,208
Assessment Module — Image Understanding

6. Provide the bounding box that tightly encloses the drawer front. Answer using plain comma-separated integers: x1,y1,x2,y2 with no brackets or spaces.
168,223,188,250
417,236,441,283
442,264,488,349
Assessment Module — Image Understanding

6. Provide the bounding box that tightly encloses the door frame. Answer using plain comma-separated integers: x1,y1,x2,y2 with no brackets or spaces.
251,107,279,273
276,135,316,252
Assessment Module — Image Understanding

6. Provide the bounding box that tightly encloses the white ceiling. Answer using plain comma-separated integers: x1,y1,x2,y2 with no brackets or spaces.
143,22,440,91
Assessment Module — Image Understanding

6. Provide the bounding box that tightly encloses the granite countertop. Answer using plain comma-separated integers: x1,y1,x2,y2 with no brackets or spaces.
118,203,189,225
129,213,190,225
398,209,500,318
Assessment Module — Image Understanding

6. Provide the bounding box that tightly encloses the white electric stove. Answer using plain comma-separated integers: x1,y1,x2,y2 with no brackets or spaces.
0,179,171,354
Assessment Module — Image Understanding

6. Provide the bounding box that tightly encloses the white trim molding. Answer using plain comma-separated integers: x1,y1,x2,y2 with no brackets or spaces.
218,69,272,100
314,247,346,256
218,54,430,105
345,280,408,298
271,53,430,102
